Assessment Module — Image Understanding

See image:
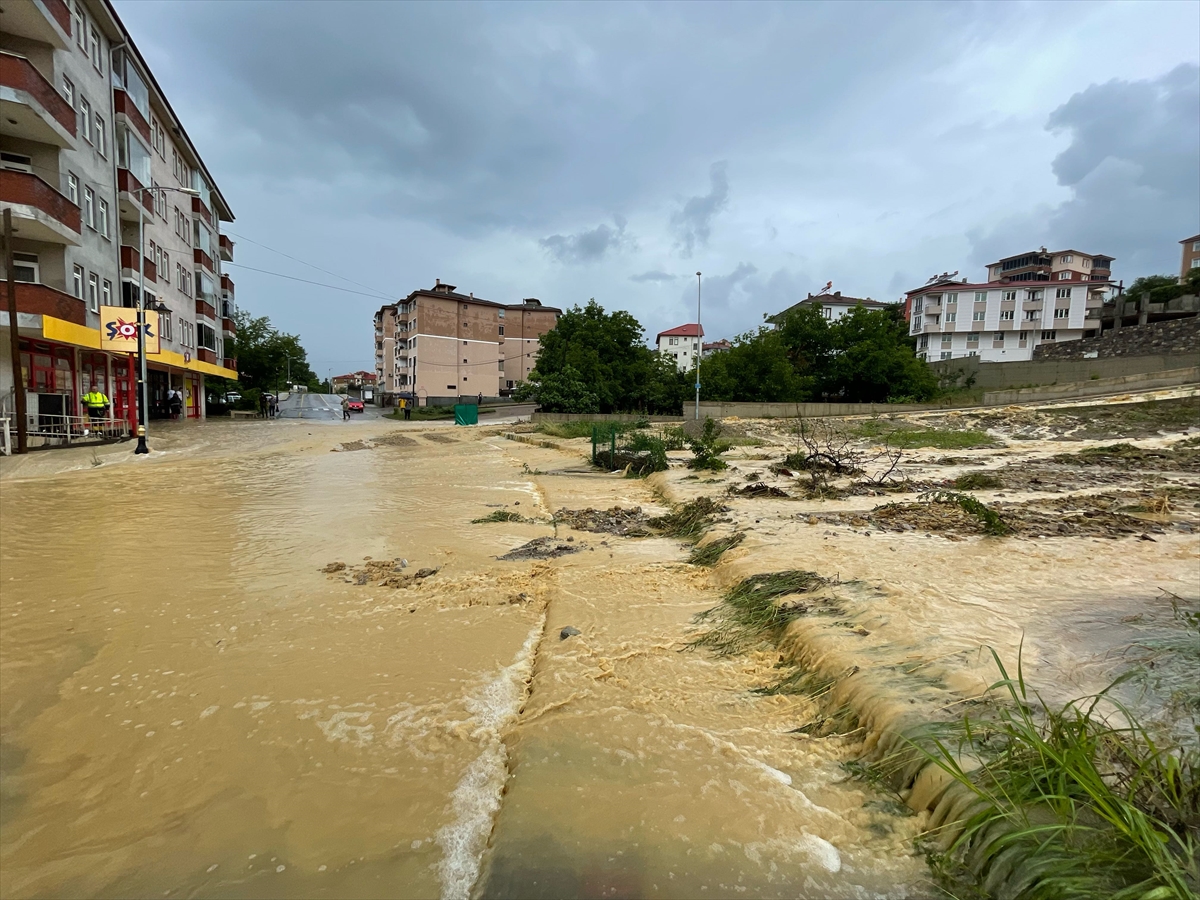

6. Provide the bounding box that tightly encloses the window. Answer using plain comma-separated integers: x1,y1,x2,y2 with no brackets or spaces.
972,310,985,321
73,3,85,47
1002,290,1017,302
1191,241,1200,252
80,97,91,143
498,325,504,336
12,252,39,283
911,315,922,330
1025,310,1041,320
1019,331,1028,342
1041,330,1057,341
940,351,952,360
447,384,456,390
1060,255,1072,263
152,181,167,218
945,293,958,303
66,172,78,205
97,198,108,238
973,292,987,302
62,76,74,109
94,115,105,157
72,265,84,298
822,307,833,318
1027,289,1043,300
1055,287,1072,299
940,334,952,347
101,279,112,307
945,312,956,323
87,272,98,311
161,313,172,342
83,186,95,229
1082,258,1091,267
176,262,182,290
993,332,1004,342
1054,308,1069,319
966,332,979,343
197,322,216,351
999,310,1014,320
463,358,469,364
176,317,185,345
967,350,978,357
912,297,923,312
89,27,101,72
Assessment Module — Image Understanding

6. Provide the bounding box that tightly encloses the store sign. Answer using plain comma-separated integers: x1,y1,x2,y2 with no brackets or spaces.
100,306,160,354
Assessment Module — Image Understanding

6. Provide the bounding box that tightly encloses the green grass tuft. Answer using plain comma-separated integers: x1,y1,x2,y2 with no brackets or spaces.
953,471,1004,490
921,489,1011,535
884,429,995,450
689,570,828,655
470,509,529,524
687,532,745,566
648,496,724,540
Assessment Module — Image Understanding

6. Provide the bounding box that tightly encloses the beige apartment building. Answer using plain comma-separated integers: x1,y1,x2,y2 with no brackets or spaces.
1181,234,1200,280
1,0,235,434
984,248,1113,284
374,281,559,404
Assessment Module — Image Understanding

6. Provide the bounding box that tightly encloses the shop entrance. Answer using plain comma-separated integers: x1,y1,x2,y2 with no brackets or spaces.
111,355,136,428
148,369,170,419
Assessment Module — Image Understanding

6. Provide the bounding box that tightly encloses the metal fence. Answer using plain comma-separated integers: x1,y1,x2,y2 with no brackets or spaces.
26,414,130,446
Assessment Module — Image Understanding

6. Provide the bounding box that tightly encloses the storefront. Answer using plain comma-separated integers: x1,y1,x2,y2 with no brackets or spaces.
18,338,75,429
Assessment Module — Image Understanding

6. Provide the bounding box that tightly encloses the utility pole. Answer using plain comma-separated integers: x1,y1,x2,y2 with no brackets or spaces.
3,209,28,453
694,271,702,421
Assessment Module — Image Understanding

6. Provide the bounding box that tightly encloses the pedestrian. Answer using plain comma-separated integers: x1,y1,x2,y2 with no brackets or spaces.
342,396,351,420
403,398,411,420
82,387,110,421
258,392,268,419
268,395,277,418
477,392,483,406
168,389,183,420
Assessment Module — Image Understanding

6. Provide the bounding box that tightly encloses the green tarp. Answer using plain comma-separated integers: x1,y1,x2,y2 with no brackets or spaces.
453,404,478,426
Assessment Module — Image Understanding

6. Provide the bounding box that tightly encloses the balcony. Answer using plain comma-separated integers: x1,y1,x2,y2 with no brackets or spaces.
0,169,80,244
922,321,943,333
117,168,153,219
0,52,76,148
222,317,237,335
195,298,217,320
223,357,237,372
119,245,157,283
0,0,71,49
220,273,234,297
112,88,151,144
219,234,233,261
194,248,214,273
197,348,216,365
5,281,85,326
191,196,213,228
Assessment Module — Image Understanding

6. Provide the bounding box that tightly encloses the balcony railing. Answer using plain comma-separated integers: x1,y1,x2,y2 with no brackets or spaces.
0,169,80,235
223,357,237,372
112,88,151,143
195,298,217,319
8,281,86,325
119,245,157,282
194,248,214,272
220,273,234,296
222,317,236,334
0,51,76,139
197,348,216,365
219,234,233,261
191,196,213,227
117,168,153,214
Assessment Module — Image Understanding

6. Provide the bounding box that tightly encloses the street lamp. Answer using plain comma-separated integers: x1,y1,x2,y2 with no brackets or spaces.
132,184,199,454
694,271,702,420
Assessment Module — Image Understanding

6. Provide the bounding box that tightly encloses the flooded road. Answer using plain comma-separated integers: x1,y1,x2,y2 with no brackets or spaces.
0,419,931,899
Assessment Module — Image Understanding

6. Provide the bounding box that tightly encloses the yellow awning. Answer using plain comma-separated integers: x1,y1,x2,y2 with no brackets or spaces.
40,316,235,379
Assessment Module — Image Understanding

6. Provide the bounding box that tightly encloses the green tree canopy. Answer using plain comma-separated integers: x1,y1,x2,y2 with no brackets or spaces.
521,300,688,413
229,309,320,392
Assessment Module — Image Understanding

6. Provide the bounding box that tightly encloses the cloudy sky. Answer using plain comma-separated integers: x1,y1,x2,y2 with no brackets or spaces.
114,0,1199,375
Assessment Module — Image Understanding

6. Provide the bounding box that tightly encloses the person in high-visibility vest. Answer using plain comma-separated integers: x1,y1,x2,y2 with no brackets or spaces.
82,389,110,420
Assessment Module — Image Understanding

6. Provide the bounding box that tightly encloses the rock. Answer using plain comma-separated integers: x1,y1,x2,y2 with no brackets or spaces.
560,626,581,640
322,562,346,573
400,559,408,568
1138,533,1157,542
354,572,370,585
513,501,520,505
415,567,439,578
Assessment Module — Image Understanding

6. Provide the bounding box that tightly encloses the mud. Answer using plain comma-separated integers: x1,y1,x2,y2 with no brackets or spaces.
551,506,653,536
496,537,586,561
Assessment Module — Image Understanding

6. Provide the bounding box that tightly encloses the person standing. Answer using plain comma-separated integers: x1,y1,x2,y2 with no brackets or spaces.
82,387,110,421
259,392,268,419
168,389,183,421
341,396,351,421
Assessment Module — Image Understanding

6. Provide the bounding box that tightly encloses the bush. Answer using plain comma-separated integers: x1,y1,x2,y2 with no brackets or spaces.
688,418,730,471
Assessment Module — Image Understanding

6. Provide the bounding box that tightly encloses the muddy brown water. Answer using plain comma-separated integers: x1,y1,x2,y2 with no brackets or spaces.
1,420,931,899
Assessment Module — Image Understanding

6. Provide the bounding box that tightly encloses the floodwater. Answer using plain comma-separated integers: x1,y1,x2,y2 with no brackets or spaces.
0,418,932,900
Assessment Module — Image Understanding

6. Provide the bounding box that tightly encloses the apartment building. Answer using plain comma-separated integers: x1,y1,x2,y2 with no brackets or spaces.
374,281,560,404
1,0,235,433
984,248,1113,284
766,290,892,325
1181,234,1200,280
657,323,703,372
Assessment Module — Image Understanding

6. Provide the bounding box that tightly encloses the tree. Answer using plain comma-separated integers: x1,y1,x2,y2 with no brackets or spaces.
821,306,938,402
700,327,811,402
1125,270,1200,304
525,300,686,413
228,309,321,392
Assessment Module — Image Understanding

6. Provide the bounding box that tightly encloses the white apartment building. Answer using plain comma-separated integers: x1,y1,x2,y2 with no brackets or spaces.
1,0,236,431
767,291,892,324
905,278,1110,362
657,323,703,372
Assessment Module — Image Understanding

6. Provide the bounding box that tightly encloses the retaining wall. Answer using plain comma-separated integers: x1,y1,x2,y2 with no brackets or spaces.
696,400,958,418
931,352,1196,391
981,366,1199,406
530,412,686,424
1033,313,1199,360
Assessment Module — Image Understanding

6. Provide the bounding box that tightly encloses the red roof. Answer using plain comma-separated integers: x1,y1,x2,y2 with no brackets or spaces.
657,323,704,340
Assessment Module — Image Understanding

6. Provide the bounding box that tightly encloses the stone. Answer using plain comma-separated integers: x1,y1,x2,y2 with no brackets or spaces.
322,562,346,573
415,567,439,578
560,626,581,640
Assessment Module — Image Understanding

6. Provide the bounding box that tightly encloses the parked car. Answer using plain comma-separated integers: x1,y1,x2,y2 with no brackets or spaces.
223,392,242,403
347,398,364,413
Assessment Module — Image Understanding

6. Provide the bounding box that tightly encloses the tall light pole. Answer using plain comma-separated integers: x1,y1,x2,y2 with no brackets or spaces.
133,184,198,454
694,271,702,420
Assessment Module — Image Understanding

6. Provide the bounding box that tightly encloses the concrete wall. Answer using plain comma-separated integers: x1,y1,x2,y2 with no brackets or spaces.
930,352,1197,391
531,412,686,424
1033,313,1199,360
982,366,1200,406
697,400,959,418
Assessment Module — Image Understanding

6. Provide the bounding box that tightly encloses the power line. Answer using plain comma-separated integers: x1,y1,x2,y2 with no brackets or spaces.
223,263,397,300
221,229,393,300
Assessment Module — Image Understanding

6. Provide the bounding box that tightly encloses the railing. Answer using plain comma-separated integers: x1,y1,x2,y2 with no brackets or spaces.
0,51,76,135
0,169,81,233
191,196,213,227
9,281,86,325
112,88,151,142
219,234,234,261
25,413,130,445
196,298,217,319
222,316,236,334
117,168,153,213
197,348,216,364
220,273,234,295
194,248,215,272
120,245,157,282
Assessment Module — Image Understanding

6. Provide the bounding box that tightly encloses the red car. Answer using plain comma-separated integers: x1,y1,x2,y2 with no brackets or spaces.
347,398,364,413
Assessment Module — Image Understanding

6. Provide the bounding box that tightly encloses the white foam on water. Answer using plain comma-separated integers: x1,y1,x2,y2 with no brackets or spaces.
797,833,842,873
436,615,544,900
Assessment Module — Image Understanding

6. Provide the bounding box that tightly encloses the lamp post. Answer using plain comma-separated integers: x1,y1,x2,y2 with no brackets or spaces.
132,184,199,454
694,271,701,420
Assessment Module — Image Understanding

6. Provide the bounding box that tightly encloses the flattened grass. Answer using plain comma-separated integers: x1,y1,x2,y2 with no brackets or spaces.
471,509,529,524
689,570,828,655
688,531,745,566
648,496,724,540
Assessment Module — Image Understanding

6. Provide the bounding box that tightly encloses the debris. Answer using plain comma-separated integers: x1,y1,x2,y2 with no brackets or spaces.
497,537,585,561
552,506,652,537
733,482,790,498
560,626,581,640
322,562,346,573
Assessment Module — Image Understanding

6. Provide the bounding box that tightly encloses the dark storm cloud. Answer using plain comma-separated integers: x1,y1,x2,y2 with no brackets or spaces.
540,217,633,264
671,162,730,258
629,270,678,283
971,64,1200,276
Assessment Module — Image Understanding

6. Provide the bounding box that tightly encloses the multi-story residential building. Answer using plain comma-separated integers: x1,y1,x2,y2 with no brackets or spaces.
657,323,703,372
373,281,560,404
984,248,1113,284
905,276,1110,362
766,290,892,325
702,339,732,357
1180,234,1200,280
1,0,235,435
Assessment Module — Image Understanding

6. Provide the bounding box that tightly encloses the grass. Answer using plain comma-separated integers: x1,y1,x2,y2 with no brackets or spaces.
887,650,1200,900
884,429,995,450
687,531,745,566
470,509,529,524
688,570,828,655
388,405,498,420
920,489,1011,535
953,471,1004,490
648,496,724,540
